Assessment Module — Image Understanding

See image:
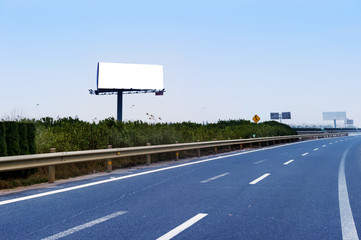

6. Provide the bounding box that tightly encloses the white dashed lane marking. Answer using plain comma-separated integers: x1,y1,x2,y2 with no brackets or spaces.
249,173,271,185
200,173,230,183
157,213,208,240
283,160,294,165
42,211,127,240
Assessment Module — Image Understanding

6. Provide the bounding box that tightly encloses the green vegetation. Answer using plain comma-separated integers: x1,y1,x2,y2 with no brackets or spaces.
0,121,36,157
18,123,29,155
0,122,7,157
4,122,20,156
26,123,37,154
34,117,296,153
0,117,296,189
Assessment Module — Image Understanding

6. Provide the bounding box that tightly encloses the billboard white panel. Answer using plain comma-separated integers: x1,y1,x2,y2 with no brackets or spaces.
322,112,346,120
97,62,164,90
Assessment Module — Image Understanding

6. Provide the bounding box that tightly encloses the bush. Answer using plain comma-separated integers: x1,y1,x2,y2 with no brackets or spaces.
26,123,37,154
0,122,7,157
4,121,20,156
33,117,296,153
18,123,29,155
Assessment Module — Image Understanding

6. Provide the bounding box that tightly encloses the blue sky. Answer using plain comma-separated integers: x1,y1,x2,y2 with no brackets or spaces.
1,0,360,127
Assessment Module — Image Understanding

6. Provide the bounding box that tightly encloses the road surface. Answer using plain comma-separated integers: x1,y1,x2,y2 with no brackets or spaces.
1,136,361,239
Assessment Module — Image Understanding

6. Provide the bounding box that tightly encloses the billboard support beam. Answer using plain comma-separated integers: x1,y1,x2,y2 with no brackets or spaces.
117,90,123,122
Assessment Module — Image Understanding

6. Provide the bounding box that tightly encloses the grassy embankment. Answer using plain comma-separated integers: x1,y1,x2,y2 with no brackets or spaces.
0,117,296,189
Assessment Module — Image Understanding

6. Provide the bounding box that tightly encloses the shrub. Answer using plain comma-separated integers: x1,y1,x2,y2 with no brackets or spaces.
26,123,37,154
18,122,29,155
4,121,20,156
0,122,7,157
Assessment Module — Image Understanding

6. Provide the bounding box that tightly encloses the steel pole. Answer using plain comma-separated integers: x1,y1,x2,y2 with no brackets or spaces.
117,90,123,121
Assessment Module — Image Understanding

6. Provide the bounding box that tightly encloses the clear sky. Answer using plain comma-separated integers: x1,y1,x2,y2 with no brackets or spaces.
1,0,360,127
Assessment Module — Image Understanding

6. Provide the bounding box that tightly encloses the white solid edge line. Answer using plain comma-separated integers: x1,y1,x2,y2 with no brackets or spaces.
0,148,268,206
338,147,359,240
302,152,309,156
200,172,230,183
42,211,127,240
0,139,323,206
249,173,270,185
283,160,294,165
156,213,208,240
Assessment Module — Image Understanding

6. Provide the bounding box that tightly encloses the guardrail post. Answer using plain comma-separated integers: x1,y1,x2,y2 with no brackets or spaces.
197,140,201,157
48,148,56,183
146,143,151,166
175,141,179,161
259,142,261,148
213,139,218,154
228,138,231,152
107,145,112,172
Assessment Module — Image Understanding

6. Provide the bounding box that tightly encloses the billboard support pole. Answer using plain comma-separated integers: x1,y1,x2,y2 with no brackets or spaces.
334,119,336,128
117,90,123,122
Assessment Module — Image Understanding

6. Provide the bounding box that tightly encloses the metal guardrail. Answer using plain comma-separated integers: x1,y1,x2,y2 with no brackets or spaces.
0,133,346,183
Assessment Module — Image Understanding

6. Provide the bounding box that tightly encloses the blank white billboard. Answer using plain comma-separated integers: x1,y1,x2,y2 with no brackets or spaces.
322,112,346,120
97,62,164,90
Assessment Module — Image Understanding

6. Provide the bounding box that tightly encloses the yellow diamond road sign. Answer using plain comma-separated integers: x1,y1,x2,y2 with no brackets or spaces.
253,114,260,123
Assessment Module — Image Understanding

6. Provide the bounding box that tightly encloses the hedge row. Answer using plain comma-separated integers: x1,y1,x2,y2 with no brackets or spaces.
0,122,36,157
34,117,297,153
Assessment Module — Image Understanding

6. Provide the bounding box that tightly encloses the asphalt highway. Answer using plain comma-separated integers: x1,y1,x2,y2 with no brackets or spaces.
1,135,361,240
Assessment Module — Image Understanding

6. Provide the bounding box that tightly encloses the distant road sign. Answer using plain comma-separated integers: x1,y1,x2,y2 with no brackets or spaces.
253,114,260,123
282,112,291,119
345,119,353,125
270,113,280,120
